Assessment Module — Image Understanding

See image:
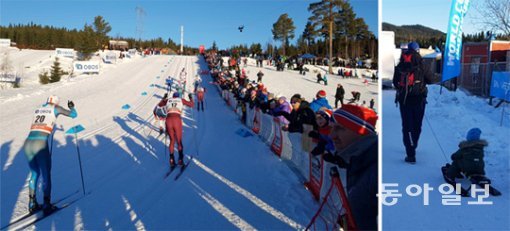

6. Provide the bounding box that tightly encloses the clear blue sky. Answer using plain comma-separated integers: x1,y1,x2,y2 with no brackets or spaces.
383,0,478,34
0,0,378,49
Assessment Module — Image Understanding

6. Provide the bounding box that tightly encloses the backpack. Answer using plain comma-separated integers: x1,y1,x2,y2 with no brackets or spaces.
396,52,426,98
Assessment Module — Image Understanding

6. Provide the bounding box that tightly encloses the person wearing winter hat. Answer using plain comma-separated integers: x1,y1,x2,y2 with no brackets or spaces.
310,90,333,112
393,41,436,164
445,128,487,181
315,108,332,135
153,93,169,135
335,83,345,108
274,94,317,133
165,91,194,167
271,96,291,126
322,104,378,230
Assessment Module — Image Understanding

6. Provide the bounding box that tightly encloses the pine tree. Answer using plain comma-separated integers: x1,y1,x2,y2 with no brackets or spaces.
272,13,296,56
308,0,346,73
39,71,50,84
78,24,97,60
93,16,112,49
49,57,63,83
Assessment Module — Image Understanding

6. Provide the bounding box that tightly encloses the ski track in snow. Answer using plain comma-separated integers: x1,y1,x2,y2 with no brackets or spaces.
383,87,510,230
0,54,318,229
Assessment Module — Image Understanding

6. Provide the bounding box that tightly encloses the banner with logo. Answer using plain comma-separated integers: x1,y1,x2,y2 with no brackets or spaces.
442,0,470,82
127,49,137,58
305,153,324,200
103,52,117,64
0,72,17,82
0,39,11,47
73,61,100,73
252,107,261,134
271,118,283,156
490,72,510,101
55,48,75,58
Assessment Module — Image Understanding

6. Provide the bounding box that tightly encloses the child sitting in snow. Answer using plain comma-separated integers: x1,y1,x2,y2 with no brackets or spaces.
444,128,487,181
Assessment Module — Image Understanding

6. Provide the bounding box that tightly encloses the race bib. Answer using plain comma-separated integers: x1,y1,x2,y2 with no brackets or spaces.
166,98,183,115
30,105,57,134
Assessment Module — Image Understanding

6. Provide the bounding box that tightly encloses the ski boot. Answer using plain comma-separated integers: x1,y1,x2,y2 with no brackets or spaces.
42,196,57,215
178,151,184,166
28,194,41,213
169,154,176,168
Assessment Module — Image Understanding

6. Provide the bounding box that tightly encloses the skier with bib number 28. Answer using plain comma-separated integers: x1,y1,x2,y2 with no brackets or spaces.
23,95,78,214
165,92,193,167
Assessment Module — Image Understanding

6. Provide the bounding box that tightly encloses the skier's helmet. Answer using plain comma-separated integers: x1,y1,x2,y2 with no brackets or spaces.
47,95,60,105
172,92,180,98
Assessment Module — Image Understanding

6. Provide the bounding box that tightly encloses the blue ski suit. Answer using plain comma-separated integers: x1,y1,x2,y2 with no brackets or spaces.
23,103,77,198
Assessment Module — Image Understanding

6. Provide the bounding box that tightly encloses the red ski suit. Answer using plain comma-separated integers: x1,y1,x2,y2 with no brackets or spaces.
165,97,193,156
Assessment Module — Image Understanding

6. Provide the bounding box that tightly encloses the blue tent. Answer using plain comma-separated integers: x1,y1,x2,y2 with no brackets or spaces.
300,53,316,59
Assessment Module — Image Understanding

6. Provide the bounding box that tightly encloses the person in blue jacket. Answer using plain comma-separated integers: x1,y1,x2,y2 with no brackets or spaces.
309,90,333,112
23,95,77,214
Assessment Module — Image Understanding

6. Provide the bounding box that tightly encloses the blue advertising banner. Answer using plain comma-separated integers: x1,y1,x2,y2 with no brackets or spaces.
490,72,510,101
442,0,470,82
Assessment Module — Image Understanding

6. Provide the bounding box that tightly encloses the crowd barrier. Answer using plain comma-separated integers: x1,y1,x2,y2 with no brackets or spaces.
211,70,354,230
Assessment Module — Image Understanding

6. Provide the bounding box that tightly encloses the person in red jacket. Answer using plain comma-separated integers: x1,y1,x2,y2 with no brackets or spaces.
166,92,193,166
153,93,168,135
196,87,206,111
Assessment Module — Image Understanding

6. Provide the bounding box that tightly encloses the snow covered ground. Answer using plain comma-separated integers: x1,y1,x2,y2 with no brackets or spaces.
1,53,318,229
235,57,379,130
382,86,510,230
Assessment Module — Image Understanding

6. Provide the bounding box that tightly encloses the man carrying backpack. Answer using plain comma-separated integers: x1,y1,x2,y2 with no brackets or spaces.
392,42,435,164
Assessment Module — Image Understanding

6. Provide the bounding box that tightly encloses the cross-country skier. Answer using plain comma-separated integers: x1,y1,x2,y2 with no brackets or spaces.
153,93,168,135
193,75,202,93
196,87,206,111
165,76,174,93
179,68,187,84
23,95,77,214
165,92,194,167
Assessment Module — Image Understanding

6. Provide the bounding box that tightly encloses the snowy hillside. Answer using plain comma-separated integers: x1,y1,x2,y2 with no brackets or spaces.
382,86,510,230
232,57,379,133
1,54,319,229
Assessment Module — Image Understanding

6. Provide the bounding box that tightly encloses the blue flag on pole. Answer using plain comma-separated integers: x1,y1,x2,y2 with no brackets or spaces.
442,0,470,82
490,72,510,101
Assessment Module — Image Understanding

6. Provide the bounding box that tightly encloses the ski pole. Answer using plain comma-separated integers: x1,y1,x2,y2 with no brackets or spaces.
74,131,86,195
50,132,54,155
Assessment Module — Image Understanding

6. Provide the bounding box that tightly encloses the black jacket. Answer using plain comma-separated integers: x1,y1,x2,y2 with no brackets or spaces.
393,50,435,105
275,100,317,133
335,86,345,99
327,135,378,231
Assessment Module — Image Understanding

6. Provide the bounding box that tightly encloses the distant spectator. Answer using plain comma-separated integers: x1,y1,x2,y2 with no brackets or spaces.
310,90,333,112
257,70,264,83
335,84,345,108
317,72,328,85
350,91,361,103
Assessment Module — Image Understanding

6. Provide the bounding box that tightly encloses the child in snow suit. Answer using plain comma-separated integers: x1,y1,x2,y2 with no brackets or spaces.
445,128,487,181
